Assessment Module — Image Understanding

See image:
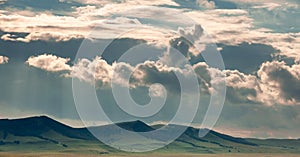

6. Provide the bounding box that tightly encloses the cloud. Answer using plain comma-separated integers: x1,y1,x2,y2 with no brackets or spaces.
224,70,258,89
220,61,300,105
25,54,205,95
185,9,300,62
223,70,258,103
193,62,257,102
193,59,300,106
0,12,90,42
0,0,182,43
0,10,155,42
0,56,9,64
86,1,179,18
1,32,84,43
252,2,282,10
196,0,215,9
178,24,204,44
70,57,113,84
257,61,300,105
25,53,300,106
78,0,179,6
2,0,300,138
227,0,298,9
26,54,72,72
1,1,298,63
70,57,193,93
0,9,176,43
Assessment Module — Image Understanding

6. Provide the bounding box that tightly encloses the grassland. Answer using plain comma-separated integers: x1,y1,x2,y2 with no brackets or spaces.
1,153,300,157
1,116,300,156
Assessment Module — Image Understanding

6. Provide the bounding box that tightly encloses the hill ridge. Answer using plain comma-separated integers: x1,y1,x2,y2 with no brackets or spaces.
0,116,299,154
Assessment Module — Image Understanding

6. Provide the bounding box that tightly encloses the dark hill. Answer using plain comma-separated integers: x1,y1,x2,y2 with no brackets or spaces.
0,116,94,140
0,116,299,154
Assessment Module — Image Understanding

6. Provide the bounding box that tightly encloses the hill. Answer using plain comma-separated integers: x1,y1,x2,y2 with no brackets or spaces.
0,116,300,155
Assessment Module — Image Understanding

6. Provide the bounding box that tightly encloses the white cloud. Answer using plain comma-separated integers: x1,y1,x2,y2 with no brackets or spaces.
1,1,298,63
252,2,282,10
196,0,215,9
70,57,114,84
0,56,9,64
71,58,198,92
227,0,299,9
0,9,177,43
185,10,300,62
0,0,182,43
178,24,204,44
25,54,206,94
0,10,159,42
71,57,176,90
1,32,84,43
194,60,300,106
224,70,258,89
220,61,300,106
0,12,91,41
256,61,300,105
79,0,179,6
26,54,72,72
25,53,300,105
149,84,166,97
0,0,298,63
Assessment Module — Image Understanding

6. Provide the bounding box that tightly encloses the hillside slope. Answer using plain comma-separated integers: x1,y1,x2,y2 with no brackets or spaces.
0,116,299,154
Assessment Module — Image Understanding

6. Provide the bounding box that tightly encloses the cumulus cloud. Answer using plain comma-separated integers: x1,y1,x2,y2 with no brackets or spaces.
71,57,195,93
219,61,300,105
178,24,204,44
70,57,114,84
224,70,258,89
196,0,215,9
25,54,207,95
222,70,258,103
26,54,72,72
0,56,9,64
193,60,300,106
25,53,300,106
257,61,300,105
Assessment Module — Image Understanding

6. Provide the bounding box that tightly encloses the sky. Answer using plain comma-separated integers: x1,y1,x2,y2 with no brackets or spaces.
0,0,299,138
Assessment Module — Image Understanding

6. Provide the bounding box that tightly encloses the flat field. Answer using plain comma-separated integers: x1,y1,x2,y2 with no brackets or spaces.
1,153,300,157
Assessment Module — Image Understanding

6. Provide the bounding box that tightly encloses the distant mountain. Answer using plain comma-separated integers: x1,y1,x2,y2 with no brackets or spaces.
0,116,300,154
0,116,94,140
